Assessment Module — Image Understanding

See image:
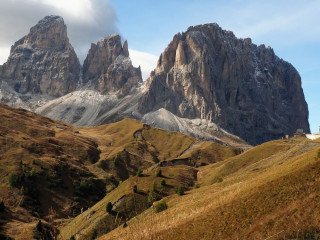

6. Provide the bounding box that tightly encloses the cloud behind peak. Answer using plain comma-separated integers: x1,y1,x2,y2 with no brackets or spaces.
0,0,119,64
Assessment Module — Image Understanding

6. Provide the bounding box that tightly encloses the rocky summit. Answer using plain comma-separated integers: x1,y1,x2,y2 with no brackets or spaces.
83,34,142,96
0,16,80,98
138,24,310,144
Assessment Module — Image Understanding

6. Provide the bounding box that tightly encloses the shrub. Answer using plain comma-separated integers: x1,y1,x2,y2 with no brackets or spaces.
133,185,137,193
160,179,166,186
35,220,43,232
73,208,80,217
151,181,157,192
154,200,168,213
123,221,128,228
74,178,106,199
70,236,75,240
106,202,113,214
113,154,119,166
91,229,98,240
0,201,5,212
33,220,43,239
217,177,223,183
28,168,37,179
19,186,25,195
97,160,108,170
176,185,184,196
148,183,162,205
136,169,142,177
155,169,162,177
8,174,20,187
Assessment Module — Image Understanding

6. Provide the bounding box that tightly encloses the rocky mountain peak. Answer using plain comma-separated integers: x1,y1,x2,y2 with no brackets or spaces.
139,23,309,145
0,15,80,98
82,34,142,96
11,15,68,52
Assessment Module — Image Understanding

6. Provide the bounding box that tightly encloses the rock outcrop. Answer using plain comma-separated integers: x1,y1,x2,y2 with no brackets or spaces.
138,23,310,144
82,34,142,96
0,15,80,97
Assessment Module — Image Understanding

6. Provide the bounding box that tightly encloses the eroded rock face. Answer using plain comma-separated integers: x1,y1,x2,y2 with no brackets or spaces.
138,23,310,145
82,34,142,96
0,15,80,97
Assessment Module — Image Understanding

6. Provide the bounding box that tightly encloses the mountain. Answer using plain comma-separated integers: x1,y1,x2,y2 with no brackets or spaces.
0,103,239,239
37,22,309,146
0,17,310,146
83,34,142,96
0,16,80,104
138,24,309,144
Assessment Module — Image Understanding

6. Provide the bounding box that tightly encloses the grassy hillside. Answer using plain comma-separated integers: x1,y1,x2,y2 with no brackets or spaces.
0,103,238,239
99,137,320,240
2,102,318,240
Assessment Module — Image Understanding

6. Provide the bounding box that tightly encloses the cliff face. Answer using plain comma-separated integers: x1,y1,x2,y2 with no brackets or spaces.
0,15,80,97
138,24,309,144
82,34,142,96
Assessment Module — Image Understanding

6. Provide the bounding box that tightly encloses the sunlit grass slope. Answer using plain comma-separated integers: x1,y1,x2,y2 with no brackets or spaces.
0,103,238,239
100,138,320,240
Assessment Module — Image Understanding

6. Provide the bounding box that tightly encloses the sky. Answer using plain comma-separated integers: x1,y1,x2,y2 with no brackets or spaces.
0,0,319,133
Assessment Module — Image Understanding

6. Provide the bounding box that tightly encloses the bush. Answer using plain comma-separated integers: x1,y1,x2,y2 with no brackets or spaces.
0,201,5,212
35,220,42,232
73,209,80,217
148,191,156,205
133,185,137,193
106,202,113,214
160,179,166,186
8,174,20,187
136,169,142,177
217,177,223,183
148,185,162,206
19,186,25,195
70,236,75,240
154,200,168,213
113,154,119,166
33,220,43,239
155,169,162,177
97,160,108,170
151,181,157,192
123,221,128,228
74,178,106,199
176,185,184,196
91,229,98,240
33,220,52,240
28,168,37,179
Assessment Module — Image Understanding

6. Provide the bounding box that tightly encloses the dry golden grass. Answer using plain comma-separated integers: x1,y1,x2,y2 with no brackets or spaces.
0,103,236,239
58,164,200,240
99,138,320,240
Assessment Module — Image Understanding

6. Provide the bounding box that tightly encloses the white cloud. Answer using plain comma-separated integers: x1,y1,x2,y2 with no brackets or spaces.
129,49,158,81
28,0,94,21
0,0,118,64
0,47,10,65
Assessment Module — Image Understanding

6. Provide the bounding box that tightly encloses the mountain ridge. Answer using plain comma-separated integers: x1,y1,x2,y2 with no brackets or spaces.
0,16,310,146
138,23,309,144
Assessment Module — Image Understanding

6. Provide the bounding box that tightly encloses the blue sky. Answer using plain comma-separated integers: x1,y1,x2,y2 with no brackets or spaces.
0,0,318,133
110,0,320,133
